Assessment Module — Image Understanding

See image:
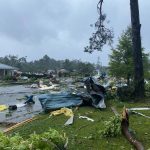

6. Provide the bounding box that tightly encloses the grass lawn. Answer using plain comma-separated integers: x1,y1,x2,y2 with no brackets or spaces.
8,99,150,150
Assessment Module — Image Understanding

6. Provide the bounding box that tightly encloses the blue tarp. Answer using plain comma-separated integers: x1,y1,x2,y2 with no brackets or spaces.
38,92,82,112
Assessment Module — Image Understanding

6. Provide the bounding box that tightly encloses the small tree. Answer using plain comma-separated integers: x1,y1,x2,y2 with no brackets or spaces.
109,27,133,85
109,27,149,86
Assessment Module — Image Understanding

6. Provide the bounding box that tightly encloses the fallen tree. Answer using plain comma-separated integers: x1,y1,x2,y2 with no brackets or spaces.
121,108,144,150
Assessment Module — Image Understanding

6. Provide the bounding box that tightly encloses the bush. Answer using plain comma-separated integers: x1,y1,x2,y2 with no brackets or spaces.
145,81,150,91
105,90,118,100
0,128,67,150
29,77,38,83
99,116,121,137
117,86,134,101
145,81,150,97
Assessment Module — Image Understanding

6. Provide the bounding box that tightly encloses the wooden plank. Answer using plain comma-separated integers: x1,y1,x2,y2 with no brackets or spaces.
4,117,37,133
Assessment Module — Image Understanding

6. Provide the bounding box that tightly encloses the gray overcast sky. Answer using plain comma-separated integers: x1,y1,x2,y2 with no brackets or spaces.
0,0,149,65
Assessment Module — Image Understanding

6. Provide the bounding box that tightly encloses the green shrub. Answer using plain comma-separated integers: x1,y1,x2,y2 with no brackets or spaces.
29,77,38,83
145,81,150,91
106,90,118,100
99,116,121,137
145,81,150,97
3,75,13,81
0,128,67,150
117,86,134,101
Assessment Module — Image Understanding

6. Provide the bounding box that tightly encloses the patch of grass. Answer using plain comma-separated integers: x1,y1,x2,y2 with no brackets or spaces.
8,100,150,150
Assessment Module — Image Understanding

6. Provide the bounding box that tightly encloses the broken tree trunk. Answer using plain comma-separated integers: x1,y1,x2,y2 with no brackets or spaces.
130,0,145,98
121,108,144,150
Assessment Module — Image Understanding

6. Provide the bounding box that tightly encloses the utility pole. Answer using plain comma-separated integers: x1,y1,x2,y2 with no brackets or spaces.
130,0,145,98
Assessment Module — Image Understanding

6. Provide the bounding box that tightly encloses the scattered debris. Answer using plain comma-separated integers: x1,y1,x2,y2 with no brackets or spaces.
8,105,17,111
38,77,106,111
82,77,106,109
79,116,94,122
24,95,35,104
50,108,73,117
128,107,150,111
30,83,38,88
64,116,74,126
16,103,26,108
130,110,150,119
39,85,54,90
0,105,8,111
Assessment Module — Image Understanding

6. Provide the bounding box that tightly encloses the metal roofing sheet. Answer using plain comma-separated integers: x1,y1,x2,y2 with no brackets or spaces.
0,63,16,70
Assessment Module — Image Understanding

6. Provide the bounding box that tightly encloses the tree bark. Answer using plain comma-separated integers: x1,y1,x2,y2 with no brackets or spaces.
130,0,145,98
121,108,144,150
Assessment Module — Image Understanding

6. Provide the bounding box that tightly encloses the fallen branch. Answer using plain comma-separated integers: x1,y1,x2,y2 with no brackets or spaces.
121,108,144,150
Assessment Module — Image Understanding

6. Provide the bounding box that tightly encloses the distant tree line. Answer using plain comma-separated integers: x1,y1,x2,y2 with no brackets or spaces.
0,55,95,76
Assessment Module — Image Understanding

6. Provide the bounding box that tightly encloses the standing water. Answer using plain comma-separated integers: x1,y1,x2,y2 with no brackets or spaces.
0,85,42,130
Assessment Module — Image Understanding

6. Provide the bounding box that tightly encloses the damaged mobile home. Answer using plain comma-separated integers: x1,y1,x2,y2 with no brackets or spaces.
38,77,106,112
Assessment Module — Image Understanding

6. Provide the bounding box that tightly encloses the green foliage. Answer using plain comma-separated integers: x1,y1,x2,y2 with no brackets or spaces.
109,27,150,84
143,55,150,80
145,81,150,97
8,104,150,149
29,77,38,83
145,81,150,91
0,128,66,150
99,116,121,137
106,90,118,100
77,61,95,76
109,27,133,81
3,75,13,81
0,55,95,76
117,86,134,101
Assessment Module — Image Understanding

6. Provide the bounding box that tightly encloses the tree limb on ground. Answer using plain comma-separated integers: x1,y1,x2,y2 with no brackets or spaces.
121,108,144,150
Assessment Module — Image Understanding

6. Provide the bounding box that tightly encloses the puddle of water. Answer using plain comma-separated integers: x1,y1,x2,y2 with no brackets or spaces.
0,85,42,124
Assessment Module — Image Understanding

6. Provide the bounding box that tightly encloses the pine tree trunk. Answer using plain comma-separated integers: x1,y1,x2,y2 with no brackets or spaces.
130,0,145,98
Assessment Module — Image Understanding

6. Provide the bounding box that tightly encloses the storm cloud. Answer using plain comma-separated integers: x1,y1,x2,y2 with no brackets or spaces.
0,0,149,65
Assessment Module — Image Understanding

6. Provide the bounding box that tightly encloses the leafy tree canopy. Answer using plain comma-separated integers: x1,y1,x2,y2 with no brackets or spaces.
109,27,150,84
